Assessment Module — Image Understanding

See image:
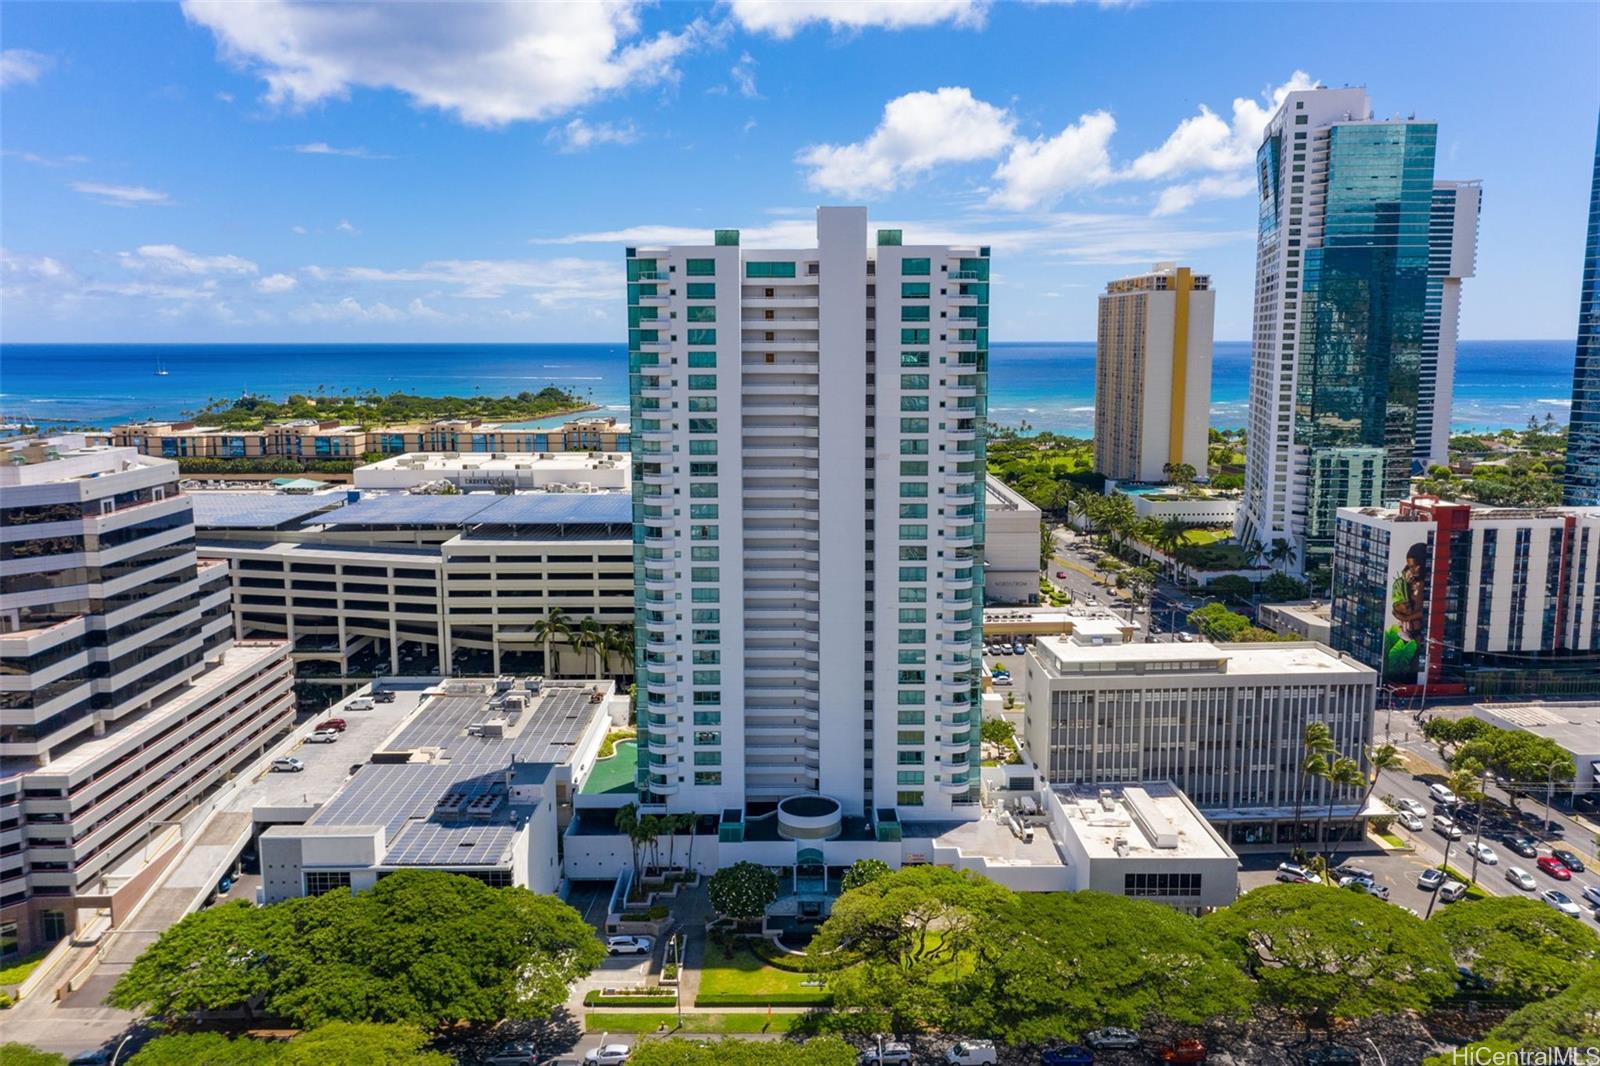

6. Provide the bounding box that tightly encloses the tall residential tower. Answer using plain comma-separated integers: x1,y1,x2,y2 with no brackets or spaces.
1236,87,1480,570
627,208,987,822
1563,116,1600,506
1093,263,1216,483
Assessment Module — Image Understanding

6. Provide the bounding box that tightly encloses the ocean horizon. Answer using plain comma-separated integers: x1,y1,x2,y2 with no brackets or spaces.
0,339,1578,437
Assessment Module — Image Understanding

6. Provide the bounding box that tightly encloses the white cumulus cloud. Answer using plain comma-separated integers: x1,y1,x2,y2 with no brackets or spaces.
988,110,1118,211
182,0,702,127
119,244,258,276
1127,71,1317,181
292,142,391,159
1151,174,1257,217
71,182,172,207
255,272,299,293
798,87,1015,197
728,0,987,38
549,118,638,153
1,49,52,88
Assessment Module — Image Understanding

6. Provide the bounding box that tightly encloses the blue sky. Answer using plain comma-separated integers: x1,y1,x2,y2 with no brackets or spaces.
2,0,1596,344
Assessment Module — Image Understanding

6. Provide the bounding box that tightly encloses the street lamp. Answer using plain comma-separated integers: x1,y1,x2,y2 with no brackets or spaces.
1539,759,1568,834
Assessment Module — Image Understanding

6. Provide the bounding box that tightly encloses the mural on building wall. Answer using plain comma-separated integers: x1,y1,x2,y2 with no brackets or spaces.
1383,538,1431,684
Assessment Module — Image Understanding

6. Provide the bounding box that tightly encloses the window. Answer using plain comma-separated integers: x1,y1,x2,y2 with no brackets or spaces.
686,328,716,345
695,772,723,785
900,461,928,476
1123,873,1202,898
896,690,925,706
694,751,722,766
900,418,929,433
687,305,716,322
691,565,719,580
692,609,720,623
690,482,717,498
693,711,722,725
689,418,717,434
900,351,929,367
897,731,924,745
688,351,717,368
897,790,925,806
688,396,717,412
900,439,928,455
691,588,719,603
746,261,797,278
901,329,930,344
305,870,353,896
896,771,925,785
901,305,930,322
686,258,716,276
901,258,931,276
690,462,718,477
896,750,924,764
899,524,927,539
695,730,721,745
692,670,721,685
901,282,930,298
686,282,715,299
689,441,717,456
901,374,929,390
901,396,929,412
898,566,927,581
691,546,719,560
687,374,717,390
897,629,926,644
897,609,926,624
898,504,927,519
899,587,926,603
901,482,928,498
693,691,721,705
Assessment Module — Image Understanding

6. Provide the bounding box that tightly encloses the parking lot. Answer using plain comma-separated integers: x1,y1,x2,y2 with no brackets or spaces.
248,681,430,809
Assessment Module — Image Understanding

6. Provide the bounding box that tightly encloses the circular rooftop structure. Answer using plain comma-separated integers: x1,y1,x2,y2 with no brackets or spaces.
777,794,842,841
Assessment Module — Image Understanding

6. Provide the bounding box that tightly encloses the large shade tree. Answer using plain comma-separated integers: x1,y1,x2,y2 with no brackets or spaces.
1430,896,1600,1003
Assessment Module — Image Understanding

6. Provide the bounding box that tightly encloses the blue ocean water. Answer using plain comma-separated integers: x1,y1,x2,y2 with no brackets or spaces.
0,339,1577,436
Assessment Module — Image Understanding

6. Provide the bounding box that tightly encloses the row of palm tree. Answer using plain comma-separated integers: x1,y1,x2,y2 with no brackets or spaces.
528,608,634,680
614,803,699,892
1290,721,1404,870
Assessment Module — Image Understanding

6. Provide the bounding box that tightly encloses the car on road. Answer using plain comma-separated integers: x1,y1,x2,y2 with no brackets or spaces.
1467,842,1498,865
1418,868,1447,892
1277,862,1316,883
483,1044,549,1066
1177,632,1196,642
859,1043,913,1066
1040,1047,1095,1066
1580,884,1600,908
1537,856,1573,880
605,935,653,955
305,729,340,744
1429,783,1459,806
1055,571,1069,579
1300,1047,1362,1066
1395,797,1427,818
315,718,347,733
1085,1029,1140,1051
1503,833,1539,858
1432,815,1462,840
1505,867,1538,891
270,756,304,773
1543,890,1582,918
1157,1040,1207,1064
1551,848,1587,873
1340,877,1390,901
586,1046,631,1065
1439,880,1470,903
946,1041,998,1065
1397,811,1424,832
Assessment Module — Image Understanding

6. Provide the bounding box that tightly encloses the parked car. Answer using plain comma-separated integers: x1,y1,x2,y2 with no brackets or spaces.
1418,868,1447,892
1551,848,1587,873
1396,797,1427,818
1580,884,1600,908
1276,862,1315,884
315,718,348,732
1428,783,1459,806
946,1041,998,1065
1397,812,1424,832
1543,890,1582,918
1432,815,1462,840
217,876,233,895
346,697,375,711
1085,1029,1140,1051
1040,1047,1095,1066
1467,842,1498,865
373,690,396,704
483,1043,541,1066
1157,1040,1208,1064
605,935,654,955
859,1043,913,1066
270,756,304,773
1334,862,1374,880
305,729,340,744
1438,880,1470,903
1504,833,1539,858
1300,1047,1362,1065
1505,867,1538,891
991,676,1013,687
1537,856,1573,880
1011,642,1026,655
1340,877,1390,901
585,1046,631,1065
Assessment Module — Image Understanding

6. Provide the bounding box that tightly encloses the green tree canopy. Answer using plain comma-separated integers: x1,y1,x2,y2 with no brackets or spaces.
1204,883,1456,1027
111,871,605,1030
128,1024,448,1066
629,1038,856,1066
0,1045,67,1066
1425,969,1600,1062
840,859,894,894
706,862,779,920
1188,602,1252,642
1430,896,1600,1003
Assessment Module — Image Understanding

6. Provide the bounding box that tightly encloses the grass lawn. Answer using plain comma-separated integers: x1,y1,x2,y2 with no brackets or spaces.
0,949,50,988
697,944,819,999
585,1012,800,1034
1181,527,1232,546
1378,831,1408,849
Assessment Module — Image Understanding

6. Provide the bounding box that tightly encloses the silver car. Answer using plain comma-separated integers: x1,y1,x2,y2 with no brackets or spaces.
1505,867,1537,891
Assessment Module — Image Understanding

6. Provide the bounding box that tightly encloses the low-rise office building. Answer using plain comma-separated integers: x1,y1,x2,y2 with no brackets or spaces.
1468,701,1600,798
1112,482,1241,526
353,451,629,494
260,677,620,901
982,477,1041,604
1022,630,1376,847
1259,601,1333,644
1,438,294,957
1332,496,1600,696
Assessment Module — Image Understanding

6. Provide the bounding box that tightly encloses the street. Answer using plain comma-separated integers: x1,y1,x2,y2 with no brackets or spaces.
1046,526,1205,641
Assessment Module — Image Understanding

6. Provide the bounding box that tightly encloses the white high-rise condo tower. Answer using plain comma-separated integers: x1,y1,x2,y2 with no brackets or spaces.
1235,86,1479,572
626,208,987,823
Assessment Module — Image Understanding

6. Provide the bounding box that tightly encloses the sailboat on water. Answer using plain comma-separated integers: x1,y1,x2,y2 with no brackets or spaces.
155,353,170,376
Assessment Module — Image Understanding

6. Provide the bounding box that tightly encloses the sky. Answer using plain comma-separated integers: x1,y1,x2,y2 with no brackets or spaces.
1,0,1596,344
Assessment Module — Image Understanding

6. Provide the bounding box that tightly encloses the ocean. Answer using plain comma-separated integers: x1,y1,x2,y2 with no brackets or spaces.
0,339,1577,436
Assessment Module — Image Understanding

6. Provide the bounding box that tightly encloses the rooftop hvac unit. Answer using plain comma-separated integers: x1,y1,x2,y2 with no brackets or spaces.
495,675,515,692
1098,789,1116,811
467,792,505,818
503,693,528,712
435,791,469,815
523,676,543,693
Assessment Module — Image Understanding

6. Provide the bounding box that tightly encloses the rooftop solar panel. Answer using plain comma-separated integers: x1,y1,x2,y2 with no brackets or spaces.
189,492,348,529
473,492,632,527
312,494,502,526
383,819,518,867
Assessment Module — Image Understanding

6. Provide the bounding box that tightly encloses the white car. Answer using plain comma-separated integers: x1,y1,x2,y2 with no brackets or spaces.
1467,842,1498,865
586,1045,632,1065
1543,890,1582,918
1397,812,1424,832
1439,880,1470,903
1429,783,1460,806
1505,867,1538,891
1418,868,1447,892
1339,876,1390,901
946,1041,997,1066
605,935,654,955
859,1043,913,1066
1581,884,1600,908
305,730,339,744
1396,797,1428,818
1432,815,1462,840
1276,862,1315,883
270,756,304,773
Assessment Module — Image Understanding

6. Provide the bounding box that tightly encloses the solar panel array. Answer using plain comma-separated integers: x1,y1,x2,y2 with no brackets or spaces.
387,686,595,765
312,490,631,530
189,492,348,529
384,817,518,867
314,494,502,526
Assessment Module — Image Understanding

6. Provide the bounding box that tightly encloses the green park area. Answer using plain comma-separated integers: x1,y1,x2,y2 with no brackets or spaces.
585,1012,798,1035
695,942,830,1007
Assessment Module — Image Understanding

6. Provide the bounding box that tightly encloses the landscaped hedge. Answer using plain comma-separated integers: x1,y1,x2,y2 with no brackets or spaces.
748,938,816,973
618,904,670,922
693,991,832,1008
583,991,679,1008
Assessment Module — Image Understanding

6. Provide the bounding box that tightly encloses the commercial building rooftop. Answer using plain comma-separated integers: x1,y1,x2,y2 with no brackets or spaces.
1471,702,1600,757
1032,636,1371,678
1052,781,1234,860
188,491,352,529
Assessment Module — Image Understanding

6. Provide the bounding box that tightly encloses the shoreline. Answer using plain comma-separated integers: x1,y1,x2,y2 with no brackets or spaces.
3,400,604,433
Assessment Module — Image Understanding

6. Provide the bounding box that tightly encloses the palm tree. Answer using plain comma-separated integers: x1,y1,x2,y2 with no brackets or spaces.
1156,517,1188,582
1268,537,1298,571
1456,760,1490,884
1317,756,1365,865
531,608,573,678
1291,722,1336,857
1425,766,1483,919
612,625,635,679
1064,492,1087,534
614,802,645,890
1244,541,1267,570
575,617,604,678
1327,742,1405,870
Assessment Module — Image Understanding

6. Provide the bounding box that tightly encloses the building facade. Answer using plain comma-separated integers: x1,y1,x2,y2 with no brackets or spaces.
1094,263,1215,484
1,438,294,957
1332,496,1600,697
627,208,987,822
1021,630,1376,847
981,477,1041,605
352,451,628,494
1564,116,1600,506
1236,87,1480,571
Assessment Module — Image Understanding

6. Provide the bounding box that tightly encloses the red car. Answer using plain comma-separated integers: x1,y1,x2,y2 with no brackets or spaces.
1158,1041,1208,1064
1536,855,1572,880
315,718,348,733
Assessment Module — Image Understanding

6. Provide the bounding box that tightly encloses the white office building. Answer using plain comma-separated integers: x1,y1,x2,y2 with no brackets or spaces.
627,208,987,822
1236,86,1479,570
981,477,1040,605
353,451,629,494
1,438,294,957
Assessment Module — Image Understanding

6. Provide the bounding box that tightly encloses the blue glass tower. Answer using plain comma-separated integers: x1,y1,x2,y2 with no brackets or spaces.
1563,115,1600,506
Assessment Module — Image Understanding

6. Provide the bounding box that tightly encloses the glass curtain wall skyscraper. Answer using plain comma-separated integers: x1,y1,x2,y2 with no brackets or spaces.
1564,116,1600,506
1237,87,1479,572
625,208,987,822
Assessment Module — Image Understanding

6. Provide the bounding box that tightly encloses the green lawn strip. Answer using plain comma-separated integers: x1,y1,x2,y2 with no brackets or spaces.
584,991,680,1008
697,943,823,1000
585,1012,800,1034
1378,832,1408,848
0,950,50,988
1440,865,1493,900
